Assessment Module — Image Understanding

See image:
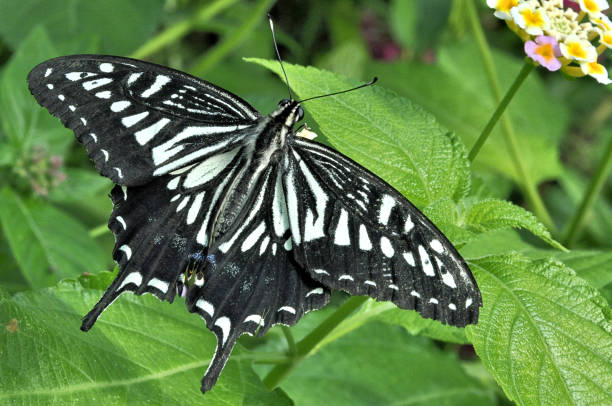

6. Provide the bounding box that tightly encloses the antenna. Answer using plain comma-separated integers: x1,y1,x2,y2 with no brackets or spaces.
268,14,293,100
298,77,378,103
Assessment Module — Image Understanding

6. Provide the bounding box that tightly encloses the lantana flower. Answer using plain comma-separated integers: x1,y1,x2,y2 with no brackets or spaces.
525,36,563,70
578,0,609,17
487,0,520,20
487,0,612,84
581,61,612,83
511,2,550,35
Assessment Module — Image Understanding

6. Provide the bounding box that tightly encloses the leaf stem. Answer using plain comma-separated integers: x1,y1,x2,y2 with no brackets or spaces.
89,223,109,238
188,0,276,77
466,0,555,232
130,0,239,59
281,326,297,357
262,296,368,390
562,134,612,246
468,61,534,161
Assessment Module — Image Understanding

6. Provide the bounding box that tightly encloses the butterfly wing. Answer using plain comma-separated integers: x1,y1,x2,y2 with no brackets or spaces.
184,164,330,392
285,137,481,327
27,55,260,185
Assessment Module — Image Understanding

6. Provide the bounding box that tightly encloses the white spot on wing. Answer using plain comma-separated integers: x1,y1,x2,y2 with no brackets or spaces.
66,72,96,81
259,236,270,255
183,147,239,188
306,288,324,297
430,239,444,253
284,238,292,251
128,72,142,85
90,133,97,142
167,177,180,190
119,245,132,260
359,224,372,251
68,105,76,112
403,252,415,266
334,209,350,246
428,298,439,304
214,316,231,346
46,84,53,89
313,269,329,276
299,158,328,242
82,78,112,90
404,216,414,233
364,280,377,287
338,274,354,282
44,68,52,77
389,284,399,291
114,167,123,179
100,149,109,162
378,195,396,225
380,236,395,258
111,100,131,112
465,298,473,309
134,118,171,145
95,91,111,99
115,216,126,230
244,314,264,326
99,63,114,72
122,111,149,127
418,245,435,276
148,278,169,293
196,299,214,317
241,222,266,252
410,290,420,298
58,94,65,101
272,170,289,237
186,192,205,225
118,271,141,289
442,272,457,289
176,196,190,212
277,306,296,314
141,75,171,97
449,303,457,310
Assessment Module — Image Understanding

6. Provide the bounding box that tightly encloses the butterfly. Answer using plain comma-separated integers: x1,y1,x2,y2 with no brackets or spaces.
27,54,482,393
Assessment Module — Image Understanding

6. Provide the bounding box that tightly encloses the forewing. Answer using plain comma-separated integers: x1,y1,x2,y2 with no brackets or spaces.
285,138,481,327
185,164,330,392
28,55,260,185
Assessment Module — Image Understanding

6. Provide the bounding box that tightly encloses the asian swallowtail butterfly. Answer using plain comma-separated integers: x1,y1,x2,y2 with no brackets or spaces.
27,54,481,393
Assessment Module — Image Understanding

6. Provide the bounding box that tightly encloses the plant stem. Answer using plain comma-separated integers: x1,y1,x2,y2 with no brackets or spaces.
130,0,239,59
263,296,368,390
562,135,612,246
89,223,108,238
281,326,297,356
468,61,534,161
189,0,276,77
466,0,555,232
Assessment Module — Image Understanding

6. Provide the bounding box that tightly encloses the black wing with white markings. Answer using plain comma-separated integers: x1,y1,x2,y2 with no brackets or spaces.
28,55,259,185
285,137,482,327
184,163,330,392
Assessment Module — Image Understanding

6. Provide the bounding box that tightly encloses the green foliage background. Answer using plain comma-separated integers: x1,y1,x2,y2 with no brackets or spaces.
0,0,610,405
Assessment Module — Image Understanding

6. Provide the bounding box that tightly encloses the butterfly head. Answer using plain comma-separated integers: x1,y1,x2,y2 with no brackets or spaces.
273,99,304,129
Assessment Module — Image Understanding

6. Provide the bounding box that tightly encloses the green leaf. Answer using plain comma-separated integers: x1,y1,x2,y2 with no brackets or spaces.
0,187,108,288
364,39,566,184
0,27,72,157
279,322,495,405
390,0,451,52
0,280,291,404
463,199,563,250
48,168,111,203
467,253,612,405
247,58,471,209
0,0,165,54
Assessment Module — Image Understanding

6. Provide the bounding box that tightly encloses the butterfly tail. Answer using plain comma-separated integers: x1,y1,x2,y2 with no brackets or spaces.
200,335,237,393
81,284,122,331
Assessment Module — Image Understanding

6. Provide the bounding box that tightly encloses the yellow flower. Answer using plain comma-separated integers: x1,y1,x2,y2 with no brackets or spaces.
580,61,612,83
578,0,609,17
559,35,598,61
511,3,550,36
597,28,612,48
487,0,520,20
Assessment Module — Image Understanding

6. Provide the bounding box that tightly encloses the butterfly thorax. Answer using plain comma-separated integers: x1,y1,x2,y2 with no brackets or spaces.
207,100,302,245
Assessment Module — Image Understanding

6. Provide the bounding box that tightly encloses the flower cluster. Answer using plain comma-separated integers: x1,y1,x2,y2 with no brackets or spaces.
487,0,612,84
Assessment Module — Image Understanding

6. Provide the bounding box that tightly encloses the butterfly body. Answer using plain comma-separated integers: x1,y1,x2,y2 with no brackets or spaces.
28,55,481,393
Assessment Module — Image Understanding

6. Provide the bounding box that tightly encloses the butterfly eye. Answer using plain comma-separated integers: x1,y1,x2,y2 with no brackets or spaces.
297,106,304,121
